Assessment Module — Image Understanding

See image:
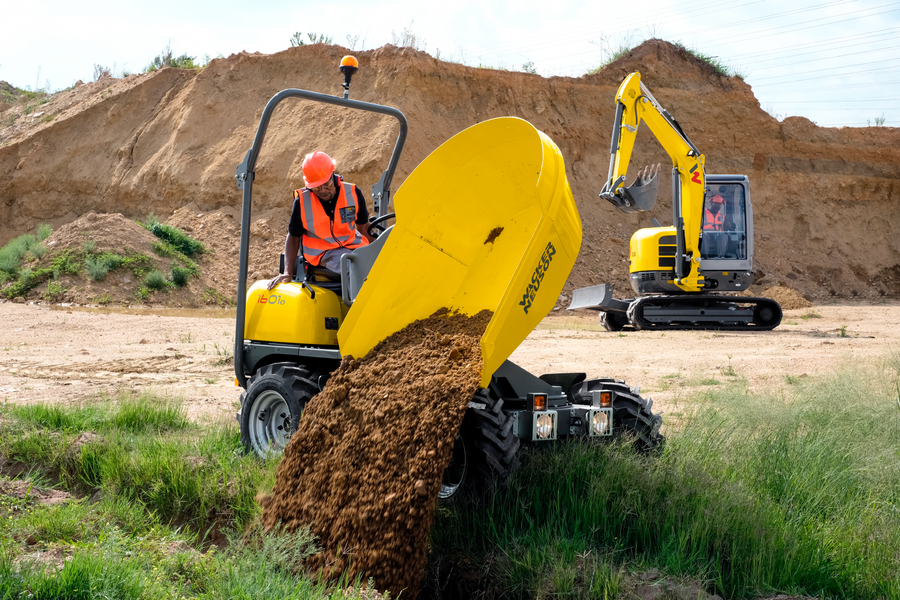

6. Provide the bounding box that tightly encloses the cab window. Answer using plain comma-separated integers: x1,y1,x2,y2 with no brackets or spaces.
701,184,747,260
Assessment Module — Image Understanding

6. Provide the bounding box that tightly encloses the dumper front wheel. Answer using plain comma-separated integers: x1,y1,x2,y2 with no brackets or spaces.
239,363,320,457
569,379,664,451
439,389,521,501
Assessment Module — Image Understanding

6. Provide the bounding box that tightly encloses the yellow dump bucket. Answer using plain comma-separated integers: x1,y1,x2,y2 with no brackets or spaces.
338,117,582,387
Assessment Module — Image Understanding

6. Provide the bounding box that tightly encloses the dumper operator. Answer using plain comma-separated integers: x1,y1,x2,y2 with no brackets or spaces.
267,150,374,290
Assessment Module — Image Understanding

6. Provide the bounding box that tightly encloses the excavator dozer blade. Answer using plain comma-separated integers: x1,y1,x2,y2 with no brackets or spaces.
338,117,582,387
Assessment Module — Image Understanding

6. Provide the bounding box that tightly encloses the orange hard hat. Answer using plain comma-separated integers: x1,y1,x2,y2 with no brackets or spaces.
711,195,724,204
302,151,336,188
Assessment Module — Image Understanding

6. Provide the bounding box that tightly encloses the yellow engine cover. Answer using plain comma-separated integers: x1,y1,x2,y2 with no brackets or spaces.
338,117,582,387
630,226,677,274
243,280,346,346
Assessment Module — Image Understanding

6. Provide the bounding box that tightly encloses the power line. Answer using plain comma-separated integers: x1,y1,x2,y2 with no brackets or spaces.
816,122,899,125
539,0,900,73
770,107,895,110
662,0,856,41
739,42,900,71
727,26,900,62
765,98,900,102
751,79,900,92
697,1,900,47
466,0,783,66
750,55,900,81
751,65,900,85
465,0,757,59
545,3,900,78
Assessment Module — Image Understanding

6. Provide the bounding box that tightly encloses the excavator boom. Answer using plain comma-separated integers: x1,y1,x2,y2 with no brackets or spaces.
600,72,706,289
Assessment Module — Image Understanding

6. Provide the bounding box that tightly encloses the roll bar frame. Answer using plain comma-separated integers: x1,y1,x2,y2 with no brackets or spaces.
233,88,408,387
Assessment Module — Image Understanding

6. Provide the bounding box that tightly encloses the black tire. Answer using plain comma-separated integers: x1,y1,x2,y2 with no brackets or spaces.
239,363,321,457
569,379,664,451
438,389,520,501
599,311,628,332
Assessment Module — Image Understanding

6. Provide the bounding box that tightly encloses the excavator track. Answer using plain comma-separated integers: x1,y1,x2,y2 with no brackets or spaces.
625,295,782,331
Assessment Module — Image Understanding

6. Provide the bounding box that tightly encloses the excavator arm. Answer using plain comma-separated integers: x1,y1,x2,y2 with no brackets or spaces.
599,72,707,291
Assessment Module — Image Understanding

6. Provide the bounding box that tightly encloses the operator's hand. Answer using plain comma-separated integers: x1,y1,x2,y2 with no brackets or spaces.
267,273,291,291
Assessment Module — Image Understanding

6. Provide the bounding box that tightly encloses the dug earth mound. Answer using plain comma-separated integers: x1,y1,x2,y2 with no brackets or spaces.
259,309,491,596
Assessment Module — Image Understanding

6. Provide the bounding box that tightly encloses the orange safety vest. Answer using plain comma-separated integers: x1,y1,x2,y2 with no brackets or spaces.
703,208,724,232
293,179,367,266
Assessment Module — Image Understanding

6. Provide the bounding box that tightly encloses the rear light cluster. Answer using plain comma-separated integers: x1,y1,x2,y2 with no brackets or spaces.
528,393,557,441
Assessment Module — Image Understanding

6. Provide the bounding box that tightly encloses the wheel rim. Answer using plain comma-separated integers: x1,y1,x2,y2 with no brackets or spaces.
248,390,292,456
438,434,468,499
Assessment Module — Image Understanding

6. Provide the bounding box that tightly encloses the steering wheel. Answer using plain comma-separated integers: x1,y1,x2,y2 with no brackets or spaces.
367,213,395,238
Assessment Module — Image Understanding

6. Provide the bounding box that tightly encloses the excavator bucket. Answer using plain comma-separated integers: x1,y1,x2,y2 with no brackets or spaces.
338,117,582,387
603,166,660,214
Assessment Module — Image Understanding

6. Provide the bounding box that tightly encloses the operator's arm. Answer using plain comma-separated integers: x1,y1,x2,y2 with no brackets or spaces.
267,198,305,290
267,233,300,290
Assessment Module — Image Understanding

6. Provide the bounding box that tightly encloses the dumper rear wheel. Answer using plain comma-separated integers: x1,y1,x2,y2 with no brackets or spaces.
569,379,664,451
240,363,320,457
439,389,520,501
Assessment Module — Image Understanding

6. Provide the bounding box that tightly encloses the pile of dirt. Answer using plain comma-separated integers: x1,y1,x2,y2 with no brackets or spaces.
6,212,222,306
260,309,491,596
761,285,812,310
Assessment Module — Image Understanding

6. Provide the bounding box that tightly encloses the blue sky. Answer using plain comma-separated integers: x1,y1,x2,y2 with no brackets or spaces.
2,0,898,127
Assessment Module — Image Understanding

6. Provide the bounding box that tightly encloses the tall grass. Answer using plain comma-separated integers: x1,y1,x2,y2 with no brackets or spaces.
0,393,390,599
428,359,900,599
4,395,257,529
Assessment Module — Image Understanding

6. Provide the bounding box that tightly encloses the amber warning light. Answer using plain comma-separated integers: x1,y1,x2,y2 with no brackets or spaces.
530,393,547,412
591,390,612,407
340,55,359,98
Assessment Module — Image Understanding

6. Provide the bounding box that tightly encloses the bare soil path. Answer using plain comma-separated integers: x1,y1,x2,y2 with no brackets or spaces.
1,301,898,426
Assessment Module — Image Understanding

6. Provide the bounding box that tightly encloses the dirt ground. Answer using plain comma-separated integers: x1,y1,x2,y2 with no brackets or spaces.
1,300,897,426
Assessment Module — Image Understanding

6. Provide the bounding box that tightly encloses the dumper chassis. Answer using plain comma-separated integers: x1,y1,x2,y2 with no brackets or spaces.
232,59,664,500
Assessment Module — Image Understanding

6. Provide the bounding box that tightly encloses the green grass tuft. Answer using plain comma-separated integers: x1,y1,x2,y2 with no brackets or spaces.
144,270,167,291
171,265,191,287
672,41,735,77
142,221,205,258
85,257,109,281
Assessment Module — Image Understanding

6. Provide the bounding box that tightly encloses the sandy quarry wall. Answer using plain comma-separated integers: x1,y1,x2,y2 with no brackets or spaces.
1,39,898,301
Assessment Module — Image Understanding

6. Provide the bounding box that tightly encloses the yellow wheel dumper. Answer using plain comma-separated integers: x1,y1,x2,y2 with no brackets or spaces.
233,59,663,499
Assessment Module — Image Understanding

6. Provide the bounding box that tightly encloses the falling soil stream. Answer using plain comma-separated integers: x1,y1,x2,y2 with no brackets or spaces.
259,308,492,596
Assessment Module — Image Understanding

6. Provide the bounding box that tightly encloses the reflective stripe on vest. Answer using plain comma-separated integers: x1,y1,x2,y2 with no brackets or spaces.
294,181,366,266
703,208,724,231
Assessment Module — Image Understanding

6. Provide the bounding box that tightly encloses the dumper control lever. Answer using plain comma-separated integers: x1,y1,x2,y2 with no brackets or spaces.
340,56,359,99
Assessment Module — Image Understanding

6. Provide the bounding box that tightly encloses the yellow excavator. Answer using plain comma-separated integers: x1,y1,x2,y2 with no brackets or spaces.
232,58,662,500
569,72,782,331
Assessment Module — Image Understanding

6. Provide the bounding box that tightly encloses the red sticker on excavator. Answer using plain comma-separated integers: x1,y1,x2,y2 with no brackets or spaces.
691,171,702,184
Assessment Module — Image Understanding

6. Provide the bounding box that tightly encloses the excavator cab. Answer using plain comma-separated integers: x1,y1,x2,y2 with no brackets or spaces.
696,175,753,291
700,181,749,262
